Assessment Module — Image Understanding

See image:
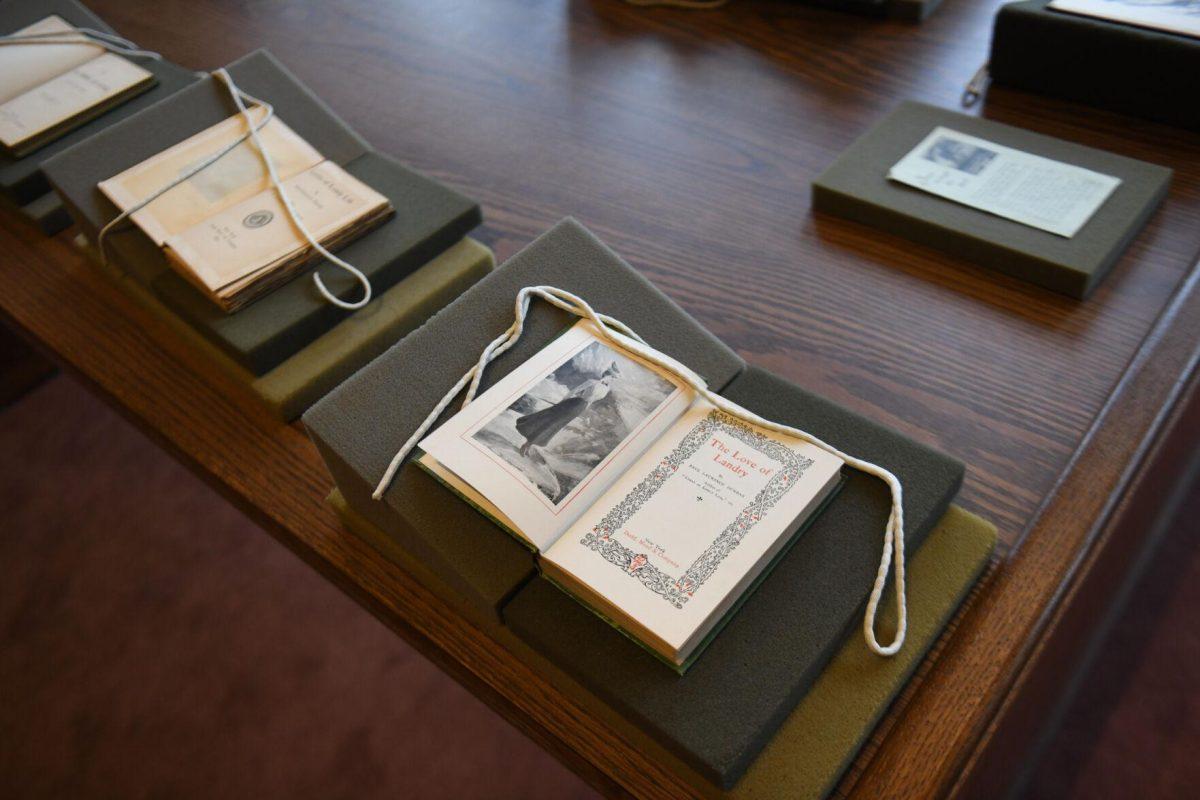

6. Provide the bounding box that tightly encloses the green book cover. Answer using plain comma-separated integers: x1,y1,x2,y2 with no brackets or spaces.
542,475,843,675
418,435,846,675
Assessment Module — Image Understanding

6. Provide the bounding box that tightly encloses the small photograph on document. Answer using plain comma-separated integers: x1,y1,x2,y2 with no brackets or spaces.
888,126,1122,238
472,339,678,505
922,135,997,175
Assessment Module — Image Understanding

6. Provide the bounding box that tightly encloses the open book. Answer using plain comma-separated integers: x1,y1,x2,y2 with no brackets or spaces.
0,15,155,157
419,322,844,670
98,107,393,311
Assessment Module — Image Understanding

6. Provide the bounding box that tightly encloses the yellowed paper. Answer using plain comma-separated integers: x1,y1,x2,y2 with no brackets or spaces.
98,110,324,246
162,160,389,296
0,15,101,104
0,52,152,151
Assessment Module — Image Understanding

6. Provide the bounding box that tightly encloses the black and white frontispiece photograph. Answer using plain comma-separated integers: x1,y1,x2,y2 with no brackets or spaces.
922,135,998,175
472,340,677,505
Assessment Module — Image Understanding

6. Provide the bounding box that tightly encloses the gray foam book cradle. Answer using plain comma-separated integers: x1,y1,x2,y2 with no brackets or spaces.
304,218,966,788
0,0,199,233
505,364,962,788
43,49,481,375
989,0,1200,132
305,218,745,618
812,101,1172,299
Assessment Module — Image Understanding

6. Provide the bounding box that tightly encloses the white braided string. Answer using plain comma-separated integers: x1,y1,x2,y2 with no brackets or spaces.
214,68,371,310
371,285,907,656
0,26,162,60
92,68,373,310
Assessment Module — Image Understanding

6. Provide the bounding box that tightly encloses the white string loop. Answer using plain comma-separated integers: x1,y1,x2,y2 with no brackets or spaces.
92,68,372,310
371,285,907,656
0,26,163,60
215,69,371,310
96,77,273,266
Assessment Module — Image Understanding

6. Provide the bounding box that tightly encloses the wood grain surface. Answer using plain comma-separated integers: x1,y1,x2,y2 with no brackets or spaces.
1,1,1198,797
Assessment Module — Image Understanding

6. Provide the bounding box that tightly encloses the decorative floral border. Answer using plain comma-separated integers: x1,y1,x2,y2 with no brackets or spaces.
579,410,814,609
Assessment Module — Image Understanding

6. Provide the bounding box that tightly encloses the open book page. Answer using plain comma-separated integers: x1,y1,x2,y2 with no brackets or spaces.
888,126,1121,239
98,110,324,246
161,159,391,303
542,399,843,662
1049,0,1200,39
0,16,101,104
0,52,153,154
418,321,695,552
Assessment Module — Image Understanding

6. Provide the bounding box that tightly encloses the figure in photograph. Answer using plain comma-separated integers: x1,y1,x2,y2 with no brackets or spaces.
922,136,997,175
472,341,677,505
517,363,619,457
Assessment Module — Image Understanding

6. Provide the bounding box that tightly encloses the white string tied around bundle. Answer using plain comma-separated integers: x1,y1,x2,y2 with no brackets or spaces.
85,68,373,311
371,285,908,657
0,26,163,60
4,26,374,309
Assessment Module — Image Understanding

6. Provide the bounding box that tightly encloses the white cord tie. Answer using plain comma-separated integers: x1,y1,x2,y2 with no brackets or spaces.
371,285,907,656
88,68,372,310
0,26,163,60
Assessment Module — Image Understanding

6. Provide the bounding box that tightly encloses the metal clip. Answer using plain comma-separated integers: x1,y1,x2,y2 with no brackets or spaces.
962,62,990,108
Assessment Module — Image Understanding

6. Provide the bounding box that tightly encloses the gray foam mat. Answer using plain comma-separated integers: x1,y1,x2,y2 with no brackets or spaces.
0,0,200,205
812,101,1172,298
504,365,964,788
991,0,1200,132
145,150,479,374
45,49,369,242
304,218,746,617
44,50,480,374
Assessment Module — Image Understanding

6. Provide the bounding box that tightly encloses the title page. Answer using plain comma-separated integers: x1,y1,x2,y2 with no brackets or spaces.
544,399,843,654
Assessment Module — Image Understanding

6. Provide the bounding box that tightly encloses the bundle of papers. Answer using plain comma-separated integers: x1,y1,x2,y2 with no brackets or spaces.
99,108,392,311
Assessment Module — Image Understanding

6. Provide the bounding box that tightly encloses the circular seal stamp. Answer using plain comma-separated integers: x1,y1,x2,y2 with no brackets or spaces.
242,210,274,229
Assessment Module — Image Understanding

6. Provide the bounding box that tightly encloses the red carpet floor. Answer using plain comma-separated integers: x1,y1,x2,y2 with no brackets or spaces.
0,376,595,799
1,374,1197,799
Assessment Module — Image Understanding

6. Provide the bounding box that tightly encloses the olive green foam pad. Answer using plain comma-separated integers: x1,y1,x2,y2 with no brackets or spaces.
812,101,1172,299
147,150,480,374
504,364,964,788
726,505,994,799
326,493,995,799
991,1,1200,132
43,50,481,375
78,235,493,421
303,218,747,619
0,0,200,206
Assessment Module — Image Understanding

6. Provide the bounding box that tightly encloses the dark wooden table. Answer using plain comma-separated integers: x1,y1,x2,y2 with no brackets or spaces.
3,1,1198,797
